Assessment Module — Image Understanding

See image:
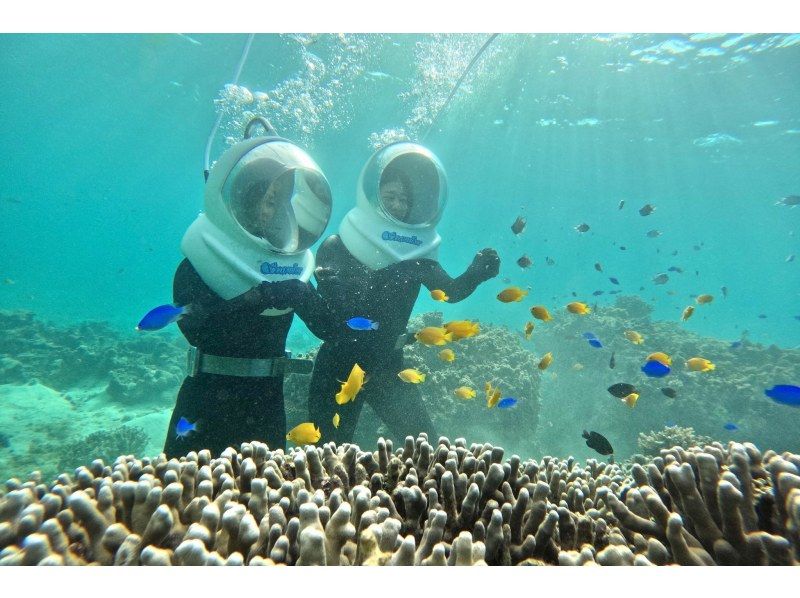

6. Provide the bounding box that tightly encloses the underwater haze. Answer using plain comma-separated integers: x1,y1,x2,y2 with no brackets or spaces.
1,33,799,480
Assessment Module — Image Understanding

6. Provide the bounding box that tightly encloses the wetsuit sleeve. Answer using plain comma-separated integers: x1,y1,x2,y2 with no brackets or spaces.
312,236,362,326
414,247,500,303
288,281,340,342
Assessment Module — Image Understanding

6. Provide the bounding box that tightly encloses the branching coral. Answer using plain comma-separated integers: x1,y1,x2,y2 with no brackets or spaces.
638,426,714,457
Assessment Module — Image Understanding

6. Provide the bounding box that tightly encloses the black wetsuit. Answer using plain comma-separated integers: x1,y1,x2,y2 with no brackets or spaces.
163,258,334,457
307,235,499,445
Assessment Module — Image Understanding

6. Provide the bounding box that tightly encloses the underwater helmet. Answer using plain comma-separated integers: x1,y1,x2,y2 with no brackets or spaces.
339,142,448,269
181,118,332,314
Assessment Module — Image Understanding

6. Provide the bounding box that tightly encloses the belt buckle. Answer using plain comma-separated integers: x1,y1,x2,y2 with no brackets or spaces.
187,346,202,377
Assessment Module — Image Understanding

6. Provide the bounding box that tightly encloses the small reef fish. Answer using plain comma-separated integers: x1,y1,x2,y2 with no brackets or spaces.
524,321,535,340
730,340,743,349
786,254,796,263
592,290,604,296
286,422,321,444
444,320,480,340
622,393,640,408
332,413,340,429
497,286,529,302
485,383,502,408
609,352,616,369
764,384,800,407
430,289,449,302
346,316,379,330
398,369,426,383
572,363,585,371
137,304,189,331
575,223,590,233
647,352,672,366
668,266,684,273
624,330,644,344
641,360,671,378
3,278,15,285
681,305,695,321
438,348,456,362
775,195,800,207
653,273,669,285
696,294,714,304
646,229,662,238
661,387,677,398
608,383,638,398
335,363,366,405
587,337,603,349
497,398,518,409
618,200,625,210
609,277,620,285
537,352,553,370
545,257,556,266
583,430,613,455
175,416,198,440
511,216,527,235
594,262,603,272
721,285,729,298
566,301,591,315
639,203,656,216
530,306,553,321
686,357,715,372
723,422,739,431
415,326,453,346
517,255,533,269
454,386,476,400
619,246,627,251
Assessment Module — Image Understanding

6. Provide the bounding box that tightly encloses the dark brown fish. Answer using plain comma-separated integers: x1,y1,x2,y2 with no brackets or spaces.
618,200,625,210
575,223,590,233
511,216,526,235
609,351,616,369
517,255,532,269
721,286,728,298
661,387,677,398
776,195,800,207
608,383,637,398
639,203,656,216
653,273,669,285
646,229,661,238
546,257,555,266
583,430,613,455
594,262,603,272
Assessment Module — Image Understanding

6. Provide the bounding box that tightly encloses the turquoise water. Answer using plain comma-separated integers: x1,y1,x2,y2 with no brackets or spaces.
1,33,799,473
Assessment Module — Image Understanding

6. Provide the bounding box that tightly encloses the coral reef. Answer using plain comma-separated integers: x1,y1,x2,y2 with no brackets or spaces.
57,426,149,474
1,435,798,566
638,426,714,457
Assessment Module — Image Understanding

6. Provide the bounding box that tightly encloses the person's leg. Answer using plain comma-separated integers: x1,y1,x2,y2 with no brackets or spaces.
307,345,365,445
377,377,439,444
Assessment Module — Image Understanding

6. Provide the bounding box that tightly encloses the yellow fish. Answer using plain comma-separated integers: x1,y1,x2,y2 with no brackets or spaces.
454,386,476,400
696,294,714,304
686,357,715,372
444,320,480,340
430,289,449,302
335,363,366,405
624,330,644,344
286,422,321,444
332,413,340,429
485,383,502,408
566,301,591,315
438,348,456,362
497,286,529,303
524,321,535,340
622,393,639,409
681,305,695,321
398,368,426,383
646,352,672,367
537,352,553,370
530,306,552,322
415,326,453,346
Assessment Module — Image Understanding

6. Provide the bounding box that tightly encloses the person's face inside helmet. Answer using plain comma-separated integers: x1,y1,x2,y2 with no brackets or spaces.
380,175,411,222
239,172,293,238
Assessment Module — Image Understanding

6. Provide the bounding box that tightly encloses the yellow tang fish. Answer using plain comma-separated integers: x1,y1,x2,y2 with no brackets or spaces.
538,352,553,370
497,286,529,303
415,326,453,346
624,330,644,344
438,348,456,362
287,422,321,444
398,368,426,383
530,306,552,322
487,387,502,408
524,321,535,340
566,301,591,315
454,386,476,400
430,289,449,302
647,352,672,367
335,363,366,405
696,294,714,304
622,393,639,409
686,357,715,372
332,413,340,429
444,320,480,340
681,305,695,321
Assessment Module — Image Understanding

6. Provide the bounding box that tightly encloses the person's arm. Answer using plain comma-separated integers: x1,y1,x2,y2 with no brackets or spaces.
415,248,500,303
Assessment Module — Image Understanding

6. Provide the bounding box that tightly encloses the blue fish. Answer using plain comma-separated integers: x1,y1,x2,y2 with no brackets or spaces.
765,384,800,407
497,398,518,409
136,304,189,331
723,423,739,431
175,416,198,440
730,341,742,349
346,317,379,331
588,338,603,349
641,360,671,378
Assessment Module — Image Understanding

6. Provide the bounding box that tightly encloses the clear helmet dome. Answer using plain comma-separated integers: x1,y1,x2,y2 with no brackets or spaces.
220,139,332,254
359,142,448,228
